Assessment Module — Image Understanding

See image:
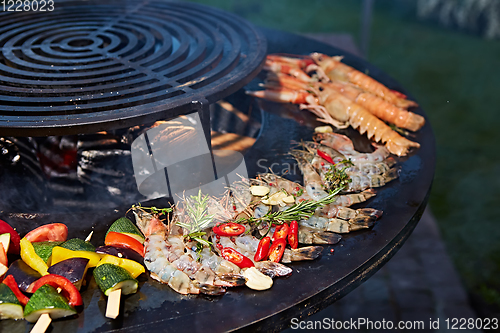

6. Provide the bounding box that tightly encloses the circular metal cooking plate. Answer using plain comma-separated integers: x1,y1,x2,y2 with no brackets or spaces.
0,0,266,136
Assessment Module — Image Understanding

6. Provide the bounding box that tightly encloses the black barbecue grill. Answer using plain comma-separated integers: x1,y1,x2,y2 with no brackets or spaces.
0,2,435,332
0,0,266,137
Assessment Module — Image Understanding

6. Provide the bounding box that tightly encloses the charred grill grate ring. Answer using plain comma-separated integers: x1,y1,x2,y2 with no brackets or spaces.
0,0,266,136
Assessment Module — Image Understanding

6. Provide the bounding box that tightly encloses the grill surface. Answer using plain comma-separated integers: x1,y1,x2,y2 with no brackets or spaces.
0,0,266,136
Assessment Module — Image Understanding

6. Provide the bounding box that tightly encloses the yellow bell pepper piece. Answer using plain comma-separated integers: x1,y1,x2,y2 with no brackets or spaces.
97,254,145,278
51,246,102,267
20,238,48,276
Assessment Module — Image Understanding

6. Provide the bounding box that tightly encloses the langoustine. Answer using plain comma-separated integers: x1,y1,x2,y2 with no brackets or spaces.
266,71,425,132
248,54,423,156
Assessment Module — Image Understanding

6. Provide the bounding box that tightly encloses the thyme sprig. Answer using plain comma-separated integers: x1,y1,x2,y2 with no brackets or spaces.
324,159,354,192
131,203,172,216
176,190,214,248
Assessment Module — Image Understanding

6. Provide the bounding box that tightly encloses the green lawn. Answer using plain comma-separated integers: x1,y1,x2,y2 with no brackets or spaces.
188,0,500,315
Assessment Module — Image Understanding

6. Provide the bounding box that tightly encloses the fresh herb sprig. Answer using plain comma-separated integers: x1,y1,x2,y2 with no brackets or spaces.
176,190,214,248
389,123,410,137
239,186,344,227
324,159,354,192
131,203,173,216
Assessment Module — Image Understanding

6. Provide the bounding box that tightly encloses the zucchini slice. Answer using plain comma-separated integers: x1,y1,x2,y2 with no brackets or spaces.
32,241,63,264
93,264,138,296
24,284,76,323
106,218,145,244
60,238,95,252
0,283,23,320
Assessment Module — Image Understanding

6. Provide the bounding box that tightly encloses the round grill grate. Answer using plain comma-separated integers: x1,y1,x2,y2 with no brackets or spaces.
0,0,266,136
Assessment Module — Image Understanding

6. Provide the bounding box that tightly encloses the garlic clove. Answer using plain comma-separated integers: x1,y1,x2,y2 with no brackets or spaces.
315,125,333,133
282,195,295,204
243,267,273,290
250,186,270,196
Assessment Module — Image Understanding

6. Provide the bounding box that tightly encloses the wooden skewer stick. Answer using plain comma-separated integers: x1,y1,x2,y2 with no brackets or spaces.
85,230,94,242
105,288,121,319
30,313,52,333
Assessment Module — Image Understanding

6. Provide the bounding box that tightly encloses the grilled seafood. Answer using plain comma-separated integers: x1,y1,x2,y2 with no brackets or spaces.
266,71,424,131
247,53,423,156
309,53,417,109
134,208,238,295
133,209,200,295
249,84,419,156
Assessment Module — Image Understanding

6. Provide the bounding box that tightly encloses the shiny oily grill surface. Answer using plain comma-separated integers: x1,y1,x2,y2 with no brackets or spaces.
0,0,266,136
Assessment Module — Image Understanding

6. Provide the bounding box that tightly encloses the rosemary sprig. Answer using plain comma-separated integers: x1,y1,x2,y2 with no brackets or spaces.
324,159,354,192
176,190,214,250
241,186,344,227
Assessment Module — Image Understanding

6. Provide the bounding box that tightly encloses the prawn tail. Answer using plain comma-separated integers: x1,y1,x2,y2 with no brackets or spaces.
348,106,420,156
395,97,419,109
356,92,425,131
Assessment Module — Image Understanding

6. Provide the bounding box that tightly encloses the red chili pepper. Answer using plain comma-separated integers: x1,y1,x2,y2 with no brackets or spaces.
220,247,254,268
268,239,286,263
254,237,271,262
216,243,223,251
31,274,82,307
212,222,246,237
288,221,298,249
317,149,335,165
272,223,289,242
105,232,144,257
2,275,29,306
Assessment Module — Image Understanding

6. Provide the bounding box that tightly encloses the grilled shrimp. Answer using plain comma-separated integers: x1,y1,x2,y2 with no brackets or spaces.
313,132,390,163
133,209,200,295
134,209,240,295
298,225,342,245
309,53,418,110
282,246,324,263
266,71,425,131
291,148,398,193
248,84,419,156
215,235,294,276
300,206,383,234
258,173,375,207
307,84,420,156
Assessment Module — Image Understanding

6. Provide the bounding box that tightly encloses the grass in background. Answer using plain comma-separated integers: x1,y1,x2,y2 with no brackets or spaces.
188,0,500,316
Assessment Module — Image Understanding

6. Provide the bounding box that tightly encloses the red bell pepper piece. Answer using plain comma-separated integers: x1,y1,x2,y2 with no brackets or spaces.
105,232,144,257
25,223,68,243
254,237,271,262
31,274,82,307
2,275,29,306
288,220,299,249
220,247,254,269
212,222,246,237
317,149,335,165
268,238,286,263
0,219,21,254
272,223,289,242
